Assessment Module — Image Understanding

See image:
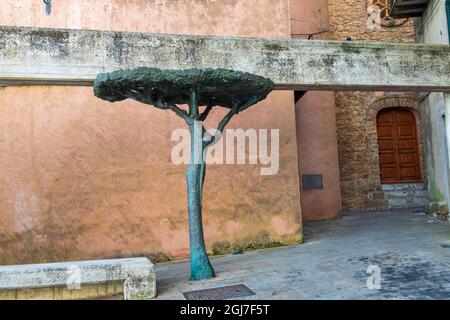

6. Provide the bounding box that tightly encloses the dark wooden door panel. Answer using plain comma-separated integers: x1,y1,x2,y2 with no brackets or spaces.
378,140,395,151
377,109,421,183
378,126,395,138
381,167,398,181
380,153,395,165
397,126,414,137
399,166,419,180
398,140,416,151
399,153,417,164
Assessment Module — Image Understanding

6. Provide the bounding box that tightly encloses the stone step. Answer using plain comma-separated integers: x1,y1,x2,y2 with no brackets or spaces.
382,183,427,191
384,190,428,198
388,197,428,208
378,183,429,209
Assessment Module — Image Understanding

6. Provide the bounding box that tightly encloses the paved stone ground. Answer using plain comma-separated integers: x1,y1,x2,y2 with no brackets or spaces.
155,211,450,300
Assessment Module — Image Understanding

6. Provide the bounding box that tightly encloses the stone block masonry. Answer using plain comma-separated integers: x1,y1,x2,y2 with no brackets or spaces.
328,0,421,210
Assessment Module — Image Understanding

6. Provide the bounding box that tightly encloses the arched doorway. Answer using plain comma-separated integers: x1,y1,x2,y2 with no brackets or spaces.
377,108,422,183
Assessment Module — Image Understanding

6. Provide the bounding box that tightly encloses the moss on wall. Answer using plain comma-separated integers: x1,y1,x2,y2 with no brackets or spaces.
211,231,287,256
146,252,172,263
428,170,446,202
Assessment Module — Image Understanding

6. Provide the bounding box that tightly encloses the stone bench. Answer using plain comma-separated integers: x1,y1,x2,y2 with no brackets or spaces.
0,257,156,300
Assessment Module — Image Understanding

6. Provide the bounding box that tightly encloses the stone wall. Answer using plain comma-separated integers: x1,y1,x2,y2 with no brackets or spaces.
328,0,415,42
328,0,418,210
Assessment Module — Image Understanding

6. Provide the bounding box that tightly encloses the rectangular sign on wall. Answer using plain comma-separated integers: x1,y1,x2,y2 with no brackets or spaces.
302,174,324,190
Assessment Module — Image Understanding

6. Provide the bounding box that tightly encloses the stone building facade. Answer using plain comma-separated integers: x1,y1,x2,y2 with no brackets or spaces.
327,0,421,210
0,0,439,267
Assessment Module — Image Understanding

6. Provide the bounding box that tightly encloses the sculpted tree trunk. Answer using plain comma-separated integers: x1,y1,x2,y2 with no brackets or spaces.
186,156,214,279
94,67,274,280
185,91,215,280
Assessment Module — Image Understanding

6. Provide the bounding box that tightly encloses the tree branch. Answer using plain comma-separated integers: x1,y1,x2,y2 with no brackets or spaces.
168,104,190,120
204,107,237,147
235,95,261,113
203,96,262,147
154,101,189,120
126,89,189,121
189,90,199,119
199,103,214,121
126,89,145,102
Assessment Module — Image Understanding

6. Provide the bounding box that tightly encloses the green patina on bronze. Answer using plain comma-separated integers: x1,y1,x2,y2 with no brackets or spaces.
94,67,274,281
94,67,274,112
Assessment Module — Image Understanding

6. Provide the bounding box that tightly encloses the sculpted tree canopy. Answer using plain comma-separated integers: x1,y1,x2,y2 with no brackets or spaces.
94,67,274,280
94,67,273,111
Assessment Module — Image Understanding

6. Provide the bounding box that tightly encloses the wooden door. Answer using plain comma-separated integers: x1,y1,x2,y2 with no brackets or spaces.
377,108,421,183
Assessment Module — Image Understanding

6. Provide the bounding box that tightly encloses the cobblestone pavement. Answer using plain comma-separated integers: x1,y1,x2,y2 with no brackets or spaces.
155,211,450,300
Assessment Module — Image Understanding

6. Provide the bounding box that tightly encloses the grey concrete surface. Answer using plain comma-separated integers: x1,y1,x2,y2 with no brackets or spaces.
1,26,450,92
155,212,450,300
0,257,155,300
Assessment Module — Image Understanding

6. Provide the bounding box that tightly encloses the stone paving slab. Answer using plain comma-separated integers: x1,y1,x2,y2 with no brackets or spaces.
155,212,450,300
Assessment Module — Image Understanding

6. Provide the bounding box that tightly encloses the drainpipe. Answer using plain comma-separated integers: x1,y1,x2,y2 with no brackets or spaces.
445,93,450,170
444,93,450,207
446,0,450,43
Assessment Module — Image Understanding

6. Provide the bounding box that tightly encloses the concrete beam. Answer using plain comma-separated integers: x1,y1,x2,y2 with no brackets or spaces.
1,25,450,92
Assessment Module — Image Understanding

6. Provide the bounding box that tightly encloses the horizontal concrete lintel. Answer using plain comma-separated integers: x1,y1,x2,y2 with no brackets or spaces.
1,25,450,92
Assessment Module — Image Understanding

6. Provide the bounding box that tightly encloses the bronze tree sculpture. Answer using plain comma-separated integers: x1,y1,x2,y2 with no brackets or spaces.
94,67,274,280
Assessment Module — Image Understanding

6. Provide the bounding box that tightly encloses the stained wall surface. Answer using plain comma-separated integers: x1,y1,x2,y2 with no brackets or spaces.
328,0,417,210
290,0,342,221
416,0,450,217
0,0,302,264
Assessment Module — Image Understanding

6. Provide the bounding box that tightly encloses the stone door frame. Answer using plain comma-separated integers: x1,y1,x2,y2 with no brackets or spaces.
364,96,425,195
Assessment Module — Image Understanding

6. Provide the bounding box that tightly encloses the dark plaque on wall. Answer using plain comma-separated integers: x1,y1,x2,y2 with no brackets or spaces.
302,174,323,190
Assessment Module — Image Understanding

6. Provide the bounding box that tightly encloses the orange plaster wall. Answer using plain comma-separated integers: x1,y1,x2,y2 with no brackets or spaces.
290,0,342,221
0,0,302,264
296,92,342,221
0,0,291,38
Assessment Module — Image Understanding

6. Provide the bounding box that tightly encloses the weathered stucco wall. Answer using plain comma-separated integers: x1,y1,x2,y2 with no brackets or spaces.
295,91,342,220
0,0,291,38
328,0,418,210
291,0,342,221
416,0,450,220
0,0,302,264
420,93,449,204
